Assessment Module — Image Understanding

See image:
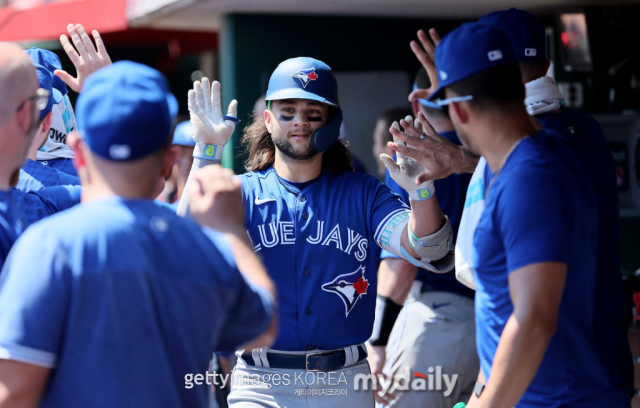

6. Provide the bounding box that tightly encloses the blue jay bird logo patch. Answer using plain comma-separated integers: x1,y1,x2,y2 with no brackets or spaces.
291,68,318,88
321,265,369,317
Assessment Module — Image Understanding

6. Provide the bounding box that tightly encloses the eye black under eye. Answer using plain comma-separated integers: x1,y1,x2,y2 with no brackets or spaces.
279,115,294,121
308,116,322,122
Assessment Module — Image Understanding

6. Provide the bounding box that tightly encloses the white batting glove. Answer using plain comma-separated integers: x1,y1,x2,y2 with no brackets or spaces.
188,77,238,162
380,116,435,201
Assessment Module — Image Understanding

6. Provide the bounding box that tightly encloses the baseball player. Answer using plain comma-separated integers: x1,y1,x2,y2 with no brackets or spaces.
17,59,80,193
404,9,632,403
0,61,277,408
178,56,453,407
395,22,624,407
0,43,43,269
368,68,477,408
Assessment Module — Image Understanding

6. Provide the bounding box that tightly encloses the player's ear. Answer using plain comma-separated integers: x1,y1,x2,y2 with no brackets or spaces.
68,131,85,169
264,109,273,134
41,111,53,134
449,101,469,125
161,146,179,179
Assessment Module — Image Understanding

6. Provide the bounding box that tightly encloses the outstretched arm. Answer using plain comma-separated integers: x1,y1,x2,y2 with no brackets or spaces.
177,78,238,216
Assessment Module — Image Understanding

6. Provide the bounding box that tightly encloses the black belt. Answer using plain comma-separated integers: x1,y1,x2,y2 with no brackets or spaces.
243,345,367,372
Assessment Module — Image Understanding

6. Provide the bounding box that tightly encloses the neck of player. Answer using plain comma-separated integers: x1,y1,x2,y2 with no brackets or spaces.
273,148,323,183
476,109,537,173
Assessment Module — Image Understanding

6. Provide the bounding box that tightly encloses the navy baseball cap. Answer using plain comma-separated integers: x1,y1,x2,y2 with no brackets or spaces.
76,61,179,161
34,63,63,120
428,23,518,103
25,47,68,96
478,8,547,61
172,121,196,147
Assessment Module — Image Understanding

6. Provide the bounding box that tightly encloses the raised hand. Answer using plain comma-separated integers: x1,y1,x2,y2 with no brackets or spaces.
380,115,435,201
54,24,112,93
408,29,442,102
389,111,477,183
187,165,244,234
188,78,238,153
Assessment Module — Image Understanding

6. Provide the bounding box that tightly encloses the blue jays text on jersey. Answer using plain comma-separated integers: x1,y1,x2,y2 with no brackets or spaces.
240,167,409,352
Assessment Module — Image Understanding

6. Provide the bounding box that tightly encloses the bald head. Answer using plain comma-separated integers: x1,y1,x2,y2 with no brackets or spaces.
0,43,37,125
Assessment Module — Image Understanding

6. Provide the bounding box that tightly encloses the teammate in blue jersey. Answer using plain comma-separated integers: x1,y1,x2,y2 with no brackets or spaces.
403,9,633,404
392,22,624,407
17,61,80,193
368,69,477,408
0,61,277,408
178,57,453,406
0,44,48,270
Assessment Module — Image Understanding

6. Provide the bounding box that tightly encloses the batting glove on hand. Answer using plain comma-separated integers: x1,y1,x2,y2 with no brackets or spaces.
188,78,238,162
380,115,435,201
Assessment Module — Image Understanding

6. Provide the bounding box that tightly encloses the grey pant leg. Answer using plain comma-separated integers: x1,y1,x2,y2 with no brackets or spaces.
381,288,479,408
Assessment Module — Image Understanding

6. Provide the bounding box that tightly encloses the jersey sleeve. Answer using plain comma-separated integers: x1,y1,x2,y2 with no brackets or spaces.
202,228,275,351
497,166,571,273
0,227,69,368
370,177,410,244
380,169,407,260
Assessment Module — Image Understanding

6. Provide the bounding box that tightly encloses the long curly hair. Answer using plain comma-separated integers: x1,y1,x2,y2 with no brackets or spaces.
241,114,354,177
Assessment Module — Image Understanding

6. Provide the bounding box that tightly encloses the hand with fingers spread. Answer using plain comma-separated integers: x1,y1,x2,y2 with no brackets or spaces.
188,78,238,163
389,111,478,182
379,115,435,202
187,165,244,234
55,24,112,93
408,28,442,102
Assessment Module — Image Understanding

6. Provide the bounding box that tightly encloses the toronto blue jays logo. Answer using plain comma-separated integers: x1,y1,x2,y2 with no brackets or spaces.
321,265,369,317
291,68,318,88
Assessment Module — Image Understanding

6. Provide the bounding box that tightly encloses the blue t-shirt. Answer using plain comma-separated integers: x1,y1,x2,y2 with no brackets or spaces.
382,131,474,299
0,198,273,408
10,185,81,228
39,157,78,177
536,108,633,395
0,190,23,272
18,159,80,193
240,167,408,351
474,131,617,407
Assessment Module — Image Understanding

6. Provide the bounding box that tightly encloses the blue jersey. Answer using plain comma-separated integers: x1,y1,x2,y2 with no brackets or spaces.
474,130,618,407
0,198,273,408
382,131,473,299
0,190,23,272
39,157,78,177
536,108,633,395
18,159,80,192
10,185,81,228
240,167,408,351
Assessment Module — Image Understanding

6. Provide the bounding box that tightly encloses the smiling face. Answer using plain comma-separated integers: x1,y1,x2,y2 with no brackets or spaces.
264,98,329,161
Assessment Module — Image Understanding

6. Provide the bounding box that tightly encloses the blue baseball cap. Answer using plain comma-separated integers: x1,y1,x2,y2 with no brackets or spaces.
172,121,196,147
25,47,68,96
76,61,179,161
428,23,518,103
266,57,339,107
33,63,63,120
478,8,547,61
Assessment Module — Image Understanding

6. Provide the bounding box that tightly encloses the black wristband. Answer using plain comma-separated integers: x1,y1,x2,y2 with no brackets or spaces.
369,295,403,346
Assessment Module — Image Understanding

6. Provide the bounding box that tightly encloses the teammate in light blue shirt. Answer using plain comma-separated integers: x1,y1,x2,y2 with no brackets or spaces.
0,61,276,408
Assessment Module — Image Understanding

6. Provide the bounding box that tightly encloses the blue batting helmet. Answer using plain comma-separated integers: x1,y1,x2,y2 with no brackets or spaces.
266,57,342,153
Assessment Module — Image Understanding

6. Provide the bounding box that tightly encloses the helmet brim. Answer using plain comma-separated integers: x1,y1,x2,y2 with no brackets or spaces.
266,88,338,107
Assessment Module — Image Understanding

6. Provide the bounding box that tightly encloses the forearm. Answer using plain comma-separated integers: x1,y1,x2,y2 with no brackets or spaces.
478,313,555,408
176,157,219,217
457,147,479,174
377,258,417,304
401,195,444,259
